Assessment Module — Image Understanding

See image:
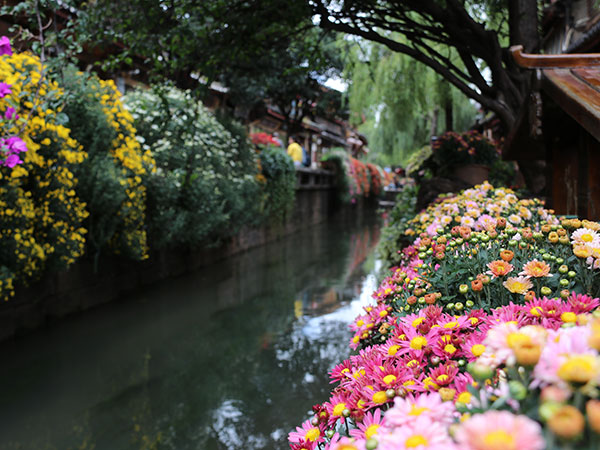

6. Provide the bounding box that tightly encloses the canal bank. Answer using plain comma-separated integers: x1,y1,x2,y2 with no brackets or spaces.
0,169,378,341
0,213,381,450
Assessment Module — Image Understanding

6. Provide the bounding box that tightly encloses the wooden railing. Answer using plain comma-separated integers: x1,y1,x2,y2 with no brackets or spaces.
295,167,335,190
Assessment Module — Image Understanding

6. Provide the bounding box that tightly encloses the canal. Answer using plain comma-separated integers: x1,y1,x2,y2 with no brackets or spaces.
0,214,381,450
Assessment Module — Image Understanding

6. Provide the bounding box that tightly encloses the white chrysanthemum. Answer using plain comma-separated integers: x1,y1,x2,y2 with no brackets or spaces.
572,228,600,247
461,216,475,228
508,214,522,224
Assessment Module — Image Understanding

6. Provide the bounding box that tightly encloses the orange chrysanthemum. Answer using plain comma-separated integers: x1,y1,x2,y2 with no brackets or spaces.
520,259,552,278
487,260,514,278
500,249,514,262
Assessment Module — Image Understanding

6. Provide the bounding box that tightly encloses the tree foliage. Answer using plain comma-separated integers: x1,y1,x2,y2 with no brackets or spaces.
311,0,539,129
222,28,347,138
343,38,477,165
4,0,347,134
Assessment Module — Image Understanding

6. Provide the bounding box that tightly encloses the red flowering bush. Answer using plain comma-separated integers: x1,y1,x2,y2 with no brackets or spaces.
349,156,370,199
366,163,384,197
250,131,281,148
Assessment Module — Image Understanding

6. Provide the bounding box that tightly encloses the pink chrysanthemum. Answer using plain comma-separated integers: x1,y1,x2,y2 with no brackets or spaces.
288,419,324,445
533,325,599,388
383,393,455,428
324,393,352,427
462,332,487,361
330,360,354,384
427,363,459,389
453,372,476,404
367,363,403,389
488,302,527,327
349,312,371,333
476,214,496,231
398,326,440,355
454,410,545,450
349,408,384,440
482,322,547,367
378,415,457,450
522,296,571,329
568,292,600,312
290,440,316,450
329,436,366,450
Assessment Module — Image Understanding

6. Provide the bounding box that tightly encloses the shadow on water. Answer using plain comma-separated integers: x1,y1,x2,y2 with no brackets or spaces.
0,213,381,450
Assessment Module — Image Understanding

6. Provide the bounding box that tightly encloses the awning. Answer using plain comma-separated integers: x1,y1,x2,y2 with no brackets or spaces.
542,67,600,141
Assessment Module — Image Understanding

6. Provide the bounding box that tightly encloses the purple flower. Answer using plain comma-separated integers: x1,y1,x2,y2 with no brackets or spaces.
4,107,17,120
4,153,21,168
0,83,11,98
0,36,12,57
5,136,27,153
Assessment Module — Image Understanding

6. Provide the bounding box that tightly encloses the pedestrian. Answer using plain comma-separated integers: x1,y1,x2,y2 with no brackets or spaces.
287,136,303,167
273,132,284,148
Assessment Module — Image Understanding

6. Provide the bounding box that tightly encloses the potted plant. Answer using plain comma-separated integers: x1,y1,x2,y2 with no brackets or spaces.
427,130,500,185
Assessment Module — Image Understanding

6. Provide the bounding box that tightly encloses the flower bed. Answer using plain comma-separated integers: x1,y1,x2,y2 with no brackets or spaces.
289,181,600,450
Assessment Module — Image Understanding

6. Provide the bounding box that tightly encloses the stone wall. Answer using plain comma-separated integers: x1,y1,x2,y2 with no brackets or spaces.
0,170,339,341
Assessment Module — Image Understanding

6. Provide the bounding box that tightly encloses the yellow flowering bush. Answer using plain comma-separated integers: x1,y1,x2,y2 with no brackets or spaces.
0,49,88,298
60,67,155,261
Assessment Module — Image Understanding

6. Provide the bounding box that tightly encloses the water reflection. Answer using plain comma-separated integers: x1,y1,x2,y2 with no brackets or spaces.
0,214,380,450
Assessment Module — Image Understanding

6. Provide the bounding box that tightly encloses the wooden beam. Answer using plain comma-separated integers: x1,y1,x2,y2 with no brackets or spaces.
511,45,600,68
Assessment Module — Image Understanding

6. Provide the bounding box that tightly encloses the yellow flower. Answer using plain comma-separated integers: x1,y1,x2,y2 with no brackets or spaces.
557,354,600,384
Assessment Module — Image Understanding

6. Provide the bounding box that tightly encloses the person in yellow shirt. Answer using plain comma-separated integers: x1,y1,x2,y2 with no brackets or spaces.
287,137,303,167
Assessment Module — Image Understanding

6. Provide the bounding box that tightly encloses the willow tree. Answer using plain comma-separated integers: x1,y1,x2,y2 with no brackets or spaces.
312,0,539,129
344,39,477,165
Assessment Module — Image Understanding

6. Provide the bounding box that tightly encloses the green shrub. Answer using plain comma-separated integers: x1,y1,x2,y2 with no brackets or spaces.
321,148,351,204
377,181,419,271
258,146,295,225
124,85,262,249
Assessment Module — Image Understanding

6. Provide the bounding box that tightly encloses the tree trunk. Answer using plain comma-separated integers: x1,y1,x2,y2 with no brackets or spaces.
439,81,453,131
430,107,439,138
445,99,453,132
508,0,540,52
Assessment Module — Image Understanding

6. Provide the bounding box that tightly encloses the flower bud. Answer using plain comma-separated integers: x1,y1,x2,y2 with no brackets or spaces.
365,439,378,450
540,286,552,296
438,387,456,402
508,380,527,400
540,386,570,403
514,342,541,366
467,361,494,381
586,400,600,433
547,405,585,440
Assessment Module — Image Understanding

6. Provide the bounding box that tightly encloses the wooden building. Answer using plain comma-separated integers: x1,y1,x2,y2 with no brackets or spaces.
505,0,600,219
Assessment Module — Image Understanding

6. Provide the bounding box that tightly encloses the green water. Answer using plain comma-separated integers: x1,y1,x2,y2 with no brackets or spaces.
0,215,381,450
